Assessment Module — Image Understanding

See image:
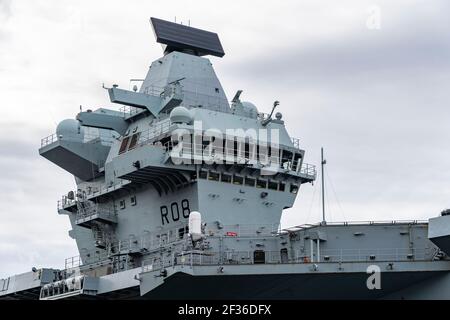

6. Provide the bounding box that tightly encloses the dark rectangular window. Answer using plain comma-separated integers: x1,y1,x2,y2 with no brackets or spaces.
279,182,286,192
281,150,293,170
244,177,255,187
253,250,266,264
292,153,302,172
233,175,243,185
256,179,267,189
209,172,219,181
178,227,188,239
128,133,141,150
268,180,278,190
221,174,232,183
199,170,208,179
119,137,130,154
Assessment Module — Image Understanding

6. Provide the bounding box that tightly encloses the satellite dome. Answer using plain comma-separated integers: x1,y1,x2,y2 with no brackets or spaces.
241,101,258,118
170,106,193,124
56,119,84,141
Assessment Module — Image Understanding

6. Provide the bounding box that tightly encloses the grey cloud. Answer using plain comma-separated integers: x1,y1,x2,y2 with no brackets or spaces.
0,0,11,41
229,26,450,91
218,8,450,226
0,0,11,17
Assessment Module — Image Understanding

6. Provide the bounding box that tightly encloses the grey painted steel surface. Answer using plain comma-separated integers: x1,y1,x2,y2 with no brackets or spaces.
1,17,449,300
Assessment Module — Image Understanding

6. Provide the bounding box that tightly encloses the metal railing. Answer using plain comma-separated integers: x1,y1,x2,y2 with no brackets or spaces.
141,85,165,96
165,140,316,176
64,223,285,272
281,220,429,233
136,119,172,147
141,247,433,273
65,251,110,270
207,224,281,237
181,91,228,112
57,196,76,211
311,247,430,263
41,133,58,147
40,132,116,148
65,256,83,269
120,106,144,117
107,224,189,256
299,163,316,177
75,203,117,224
58,180,131,210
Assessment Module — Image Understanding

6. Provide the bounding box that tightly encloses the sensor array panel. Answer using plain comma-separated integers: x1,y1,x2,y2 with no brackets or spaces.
150,17,225,57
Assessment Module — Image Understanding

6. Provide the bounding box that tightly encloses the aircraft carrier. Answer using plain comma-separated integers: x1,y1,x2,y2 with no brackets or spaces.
1,17,450,300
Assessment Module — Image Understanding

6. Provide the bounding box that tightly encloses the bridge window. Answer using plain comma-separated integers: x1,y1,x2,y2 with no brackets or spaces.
221,173,232,183
268,180,278,190
119,137,130,154
233,175,243,185
281,150,293,170
128,133,140,150
245,177,255,187
208,172,219,181
130,196,137,206
119,200,126,209
256,179,267,189
279,182,286,192
292,153,302,172
199,170,208,179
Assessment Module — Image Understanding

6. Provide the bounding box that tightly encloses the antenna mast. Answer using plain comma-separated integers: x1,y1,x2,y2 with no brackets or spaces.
321,147,327,224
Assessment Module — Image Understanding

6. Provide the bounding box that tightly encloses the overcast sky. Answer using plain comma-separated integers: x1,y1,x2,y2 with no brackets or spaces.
1,0,449,278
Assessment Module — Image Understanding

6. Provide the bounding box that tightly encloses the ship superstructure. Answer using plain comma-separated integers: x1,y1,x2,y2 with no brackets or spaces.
2,18,450,300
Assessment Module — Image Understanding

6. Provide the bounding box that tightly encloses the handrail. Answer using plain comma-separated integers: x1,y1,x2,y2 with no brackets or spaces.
141,247,433,272
58,180,131,210
75,203,117,222
136,119,172,147
64,223,283,271
40,132,116,148
162,140,316,176
281,220,429,232
206,224,281,237
107,224,189,256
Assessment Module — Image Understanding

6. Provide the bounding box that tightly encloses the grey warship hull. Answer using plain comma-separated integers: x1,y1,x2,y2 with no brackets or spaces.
2,17,450,301
4,218,450,300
